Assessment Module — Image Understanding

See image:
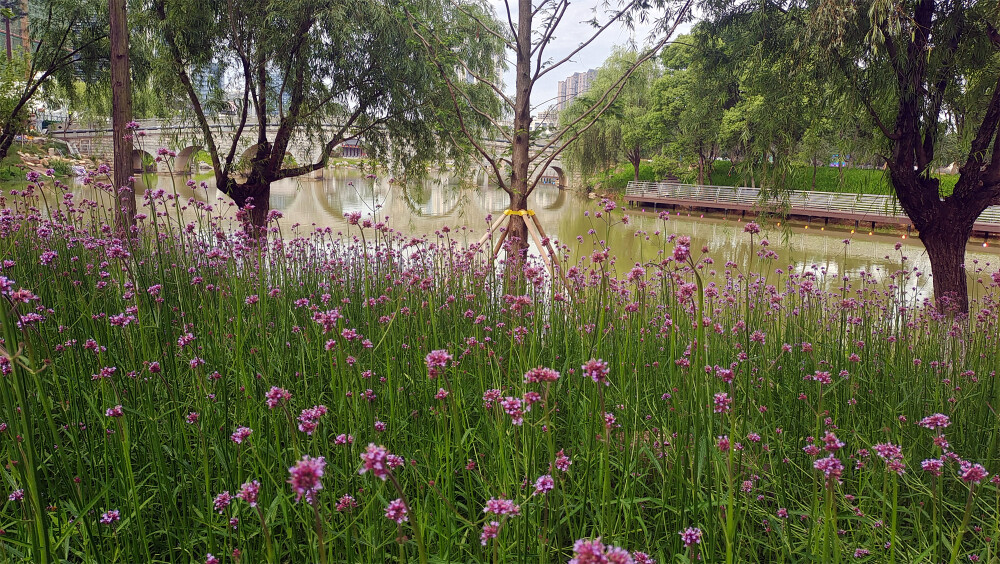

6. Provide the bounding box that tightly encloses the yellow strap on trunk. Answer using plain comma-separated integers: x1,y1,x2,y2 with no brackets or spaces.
504,209,535,216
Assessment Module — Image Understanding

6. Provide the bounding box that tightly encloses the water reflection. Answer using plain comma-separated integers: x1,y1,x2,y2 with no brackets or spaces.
38,169,1000,296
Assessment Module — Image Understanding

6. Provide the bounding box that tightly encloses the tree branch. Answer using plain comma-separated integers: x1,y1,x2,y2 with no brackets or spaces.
831,50,900,141
453,56,514,109
532,0,643,85
974,75,1000,185
222,76,251,176
272,102,374,180
154,0,231,193
447,0,514,50
530,0,692,161
503,0,518,49
531,0,569,76
405,9,509,190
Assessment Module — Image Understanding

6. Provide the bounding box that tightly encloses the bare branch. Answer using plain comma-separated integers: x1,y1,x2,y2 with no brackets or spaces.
530,0,693,162
528,76,631,189
451,56,514,109
532,0,643,85
503,0,518,48
532,0,569,74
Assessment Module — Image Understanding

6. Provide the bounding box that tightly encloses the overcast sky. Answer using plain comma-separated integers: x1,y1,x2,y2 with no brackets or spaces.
485,1,695,115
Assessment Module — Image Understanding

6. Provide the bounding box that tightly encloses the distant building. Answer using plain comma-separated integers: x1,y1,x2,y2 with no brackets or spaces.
556,69,597,111
341,138,366,158
534,106,560,129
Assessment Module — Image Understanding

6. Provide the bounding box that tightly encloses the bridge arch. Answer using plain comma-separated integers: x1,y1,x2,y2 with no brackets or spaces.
131,149,156,174
537,164,566,190
550,165,567,189
175,146,203,173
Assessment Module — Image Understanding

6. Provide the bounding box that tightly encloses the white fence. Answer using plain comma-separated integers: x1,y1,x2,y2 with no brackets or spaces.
626,181,1000,229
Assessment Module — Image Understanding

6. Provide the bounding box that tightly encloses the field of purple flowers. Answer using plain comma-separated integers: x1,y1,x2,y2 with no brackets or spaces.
2,168,1000,563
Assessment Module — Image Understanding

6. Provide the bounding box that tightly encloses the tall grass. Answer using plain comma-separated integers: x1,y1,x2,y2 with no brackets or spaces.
1,167,999,563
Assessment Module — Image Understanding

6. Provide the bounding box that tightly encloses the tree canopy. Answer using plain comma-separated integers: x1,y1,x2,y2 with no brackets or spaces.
0,0,108,162
146,0,504,231
561,48,661,183
689,0,1000,311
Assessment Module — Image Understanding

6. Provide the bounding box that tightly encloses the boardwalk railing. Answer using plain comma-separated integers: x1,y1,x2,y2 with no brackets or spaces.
625,181,1000,233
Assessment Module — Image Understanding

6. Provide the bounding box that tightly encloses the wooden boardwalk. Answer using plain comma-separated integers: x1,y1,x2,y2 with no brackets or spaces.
625,181,1000,234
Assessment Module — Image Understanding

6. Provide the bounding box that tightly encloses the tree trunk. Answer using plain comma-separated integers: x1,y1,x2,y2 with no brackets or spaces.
506,192,529,262
812,160,817,190
697,151,706,185
4,16,11,61
891,170,986,314
919,221,972,314
231,182,271,241
505,0,532,261
109,0,136,233
0,129,15,163
627,147,641,183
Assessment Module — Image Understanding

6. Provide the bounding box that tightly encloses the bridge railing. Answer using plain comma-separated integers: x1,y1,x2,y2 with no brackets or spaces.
626,181,1000,228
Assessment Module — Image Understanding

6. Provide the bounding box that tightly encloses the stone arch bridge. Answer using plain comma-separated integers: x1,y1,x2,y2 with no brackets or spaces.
57,118,572,188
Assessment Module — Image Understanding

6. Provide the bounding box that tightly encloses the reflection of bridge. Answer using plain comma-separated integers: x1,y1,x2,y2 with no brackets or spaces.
128,171,570,239
58,118,571,187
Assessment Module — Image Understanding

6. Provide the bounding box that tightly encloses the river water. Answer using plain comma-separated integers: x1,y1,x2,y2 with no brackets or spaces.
10,168,1000,297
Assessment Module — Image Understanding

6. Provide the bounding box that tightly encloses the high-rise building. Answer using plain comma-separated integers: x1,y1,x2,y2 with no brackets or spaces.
556,69,597,111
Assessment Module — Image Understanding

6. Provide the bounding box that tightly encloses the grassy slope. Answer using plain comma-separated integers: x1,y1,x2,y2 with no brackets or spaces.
594,160,960,196
708,161,960,196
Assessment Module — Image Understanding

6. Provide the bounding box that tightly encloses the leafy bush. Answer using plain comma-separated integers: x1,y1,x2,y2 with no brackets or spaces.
49,159,72,177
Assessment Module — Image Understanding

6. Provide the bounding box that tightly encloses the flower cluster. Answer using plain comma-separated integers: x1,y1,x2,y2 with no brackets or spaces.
582,358,610,386
288,455,326,503
297,405,328,435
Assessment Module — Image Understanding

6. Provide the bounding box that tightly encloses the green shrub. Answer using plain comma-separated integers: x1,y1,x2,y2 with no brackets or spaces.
49,159,72,177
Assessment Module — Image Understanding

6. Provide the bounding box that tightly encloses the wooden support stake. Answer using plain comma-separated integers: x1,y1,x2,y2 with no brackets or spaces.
531,214,575,294
490,218,510,262
476,213,508,249
524,215,550,271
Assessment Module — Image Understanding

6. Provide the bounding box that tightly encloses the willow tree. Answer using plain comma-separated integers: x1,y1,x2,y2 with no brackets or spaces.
0,0,107,163
149,0,502,236
561,48,661,184
408,0,693,253
702,0,1000,312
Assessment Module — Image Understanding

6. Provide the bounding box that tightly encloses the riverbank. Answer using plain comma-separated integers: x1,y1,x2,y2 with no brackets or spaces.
0,138,96,180
2,176,999,562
